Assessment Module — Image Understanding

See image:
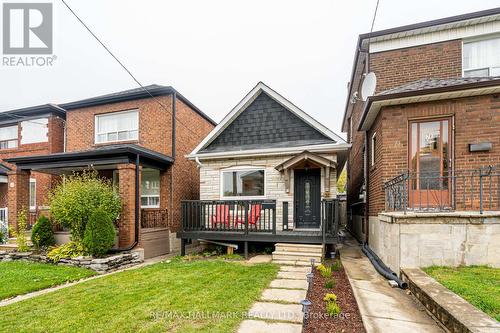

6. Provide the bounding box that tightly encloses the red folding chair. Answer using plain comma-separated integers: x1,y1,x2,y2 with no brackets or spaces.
210,204,230,227
236,204,262,227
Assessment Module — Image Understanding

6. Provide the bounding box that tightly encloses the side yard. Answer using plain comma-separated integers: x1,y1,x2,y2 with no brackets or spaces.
423,265,500,321
0,259,278,333
0,261,95,300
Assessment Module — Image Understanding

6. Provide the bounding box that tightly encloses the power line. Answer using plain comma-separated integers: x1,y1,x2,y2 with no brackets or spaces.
60,0,205,139
370,0,381,33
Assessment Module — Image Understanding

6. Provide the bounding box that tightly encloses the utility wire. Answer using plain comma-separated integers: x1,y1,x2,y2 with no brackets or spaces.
370,0,381,33
60,0,205,139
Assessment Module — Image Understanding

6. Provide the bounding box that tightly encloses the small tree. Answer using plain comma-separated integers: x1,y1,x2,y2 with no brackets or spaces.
337,168,347,194
83,207,116,256
49,170,121,242
31,215,55,250
11,209,29,252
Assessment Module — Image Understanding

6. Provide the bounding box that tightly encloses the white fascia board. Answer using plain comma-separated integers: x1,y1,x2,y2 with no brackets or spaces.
187,142,351,160
190,82,346,155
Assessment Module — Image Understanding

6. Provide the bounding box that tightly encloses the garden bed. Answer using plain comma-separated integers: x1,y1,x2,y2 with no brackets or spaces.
304,259,365,333
0,250,143,274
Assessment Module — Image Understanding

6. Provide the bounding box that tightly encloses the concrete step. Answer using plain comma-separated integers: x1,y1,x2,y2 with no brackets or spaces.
273,260,311,267
272,251,322,263
0,243,19,252
275,243,324,254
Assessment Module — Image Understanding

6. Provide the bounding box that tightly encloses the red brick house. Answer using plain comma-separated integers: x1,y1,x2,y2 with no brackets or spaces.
342,8,500,272
4,85,215,258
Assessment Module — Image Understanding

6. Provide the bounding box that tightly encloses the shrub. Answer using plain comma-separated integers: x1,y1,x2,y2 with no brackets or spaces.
83,208,116,256
332,260,342,271
31,215,55,250
320,266,332,278
47,241,86,262
325,279,336,289
323,293,337,303
49,171,121,242
11,209,29,252
316,264,326,272
326,301,341,316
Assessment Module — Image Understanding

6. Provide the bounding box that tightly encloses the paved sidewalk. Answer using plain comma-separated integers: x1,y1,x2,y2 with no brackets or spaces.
340,238,444,333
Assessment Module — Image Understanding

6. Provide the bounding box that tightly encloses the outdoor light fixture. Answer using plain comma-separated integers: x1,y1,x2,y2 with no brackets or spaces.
330,251,336,260
300,299,312,326
306,272,313,290
310,258,316,268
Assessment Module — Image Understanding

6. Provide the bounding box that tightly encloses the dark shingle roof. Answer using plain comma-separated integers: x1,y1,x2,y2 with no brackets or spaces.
377,77,500,96
201,91,335,153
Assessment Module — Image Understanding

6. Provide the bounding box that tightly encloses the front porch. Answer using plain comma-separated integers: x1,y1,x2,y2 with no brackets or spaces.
178,199,340,256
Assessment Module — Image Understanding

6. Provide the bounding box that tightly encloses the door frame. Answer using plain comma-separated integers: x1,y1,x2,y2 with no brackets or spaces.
407,115,454,209
293,168,321,230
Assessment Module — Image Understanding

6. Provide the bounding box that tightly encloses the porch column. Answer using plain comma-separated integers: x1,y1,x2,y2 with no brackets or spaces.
7,169,30,235
117,163,142,247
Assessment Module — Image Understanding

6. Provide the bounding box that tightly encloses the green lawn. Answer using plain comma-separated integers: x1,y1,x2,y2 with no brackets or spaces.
0,261,96,300
0,259,279,333
424,265,500,321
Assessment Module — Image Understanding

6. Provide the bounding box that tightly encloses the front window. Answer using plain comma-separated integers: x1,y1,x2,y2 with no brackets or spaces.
95,110,139,144
222,169,265,198
0,125,18,149
29,179,36,210
141,169,160,208
463,37,500,77
21,118,48,144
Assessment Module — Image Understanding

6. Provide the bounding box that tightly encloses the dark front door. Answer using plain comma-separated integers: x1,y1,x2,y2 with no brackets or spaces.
294,168,321,229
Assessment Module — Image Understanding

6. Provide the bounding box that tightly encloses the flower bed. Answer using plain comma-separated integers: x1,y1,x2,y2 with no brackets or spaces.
0,250,143,274
304,259,365,333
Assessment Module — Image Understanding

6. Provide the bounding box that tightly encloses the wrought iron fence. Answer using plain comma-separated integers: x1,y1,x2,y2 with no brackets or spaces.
384,166,500,214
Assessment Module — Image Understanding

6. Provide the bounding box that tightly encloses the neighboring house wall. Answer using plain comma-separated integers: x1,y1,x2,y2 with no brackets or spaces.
1,115,65,212
369,40,462,93
199,154,338,230
367,94,500,216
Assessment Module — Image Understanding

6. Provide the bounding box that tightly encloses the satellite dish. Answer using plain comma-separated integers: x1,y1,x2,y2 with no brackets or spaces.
361,72,377,101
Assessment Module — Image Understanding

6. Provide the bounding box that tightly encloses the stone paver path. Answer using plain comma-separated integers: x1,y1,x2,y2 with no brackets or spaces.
237,262,310,333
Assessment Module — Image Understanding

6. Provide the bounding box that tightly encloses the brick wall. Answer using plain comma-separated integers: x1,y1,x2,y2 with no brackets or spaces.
368,94,500,216
369,39,462,93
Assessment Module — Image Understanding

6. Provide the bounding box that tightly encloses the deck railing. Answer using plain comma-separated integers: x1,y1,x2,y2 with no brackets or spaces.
141,208,169,229
384,166,500,214
181,200,277,233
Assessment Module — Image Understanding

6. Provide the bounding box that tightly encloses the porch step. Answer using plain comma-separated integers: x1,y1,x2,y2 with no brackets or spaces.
272,252,322,264
272,260,311,267
274,243,323,254
0,243,20,252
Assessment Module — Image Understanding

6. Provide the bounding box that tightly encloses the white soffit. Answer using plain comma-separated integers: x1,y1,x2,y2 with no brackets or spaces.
369,17,500,53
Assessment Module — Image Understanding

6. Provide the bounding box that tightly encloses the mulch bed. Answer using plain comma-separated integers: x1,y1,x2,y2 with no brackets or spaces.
304,259,366,333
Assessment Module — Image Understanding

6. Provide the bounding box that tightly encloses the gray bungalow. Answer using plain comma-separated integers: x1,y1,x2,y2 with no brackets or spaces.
179,82,350,256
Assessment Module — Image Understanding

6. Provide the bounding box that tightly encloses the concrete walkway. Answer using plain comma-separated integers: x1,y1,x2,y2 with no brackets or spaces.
237,263,309,333
340,238,444,333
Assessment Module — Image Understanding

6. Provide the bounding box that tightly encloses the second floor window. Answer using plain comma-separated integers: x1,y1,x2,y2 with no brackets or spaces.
463,36,500,77
0,125,18,149
95,110,139,144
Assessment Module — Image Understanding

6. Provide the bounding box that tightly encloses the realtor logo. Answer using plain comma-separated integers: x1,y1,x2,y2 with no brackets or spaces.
2,3,53,54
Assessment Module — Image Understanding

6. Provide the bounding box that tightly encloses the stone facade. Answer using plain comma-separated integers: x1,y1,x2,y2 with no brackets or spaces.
199,154,339,230
369,212,500,274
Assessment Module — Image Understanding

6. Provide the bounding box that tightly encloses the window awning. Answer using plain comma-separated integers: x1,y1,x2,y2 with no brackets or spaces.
5,144,173,174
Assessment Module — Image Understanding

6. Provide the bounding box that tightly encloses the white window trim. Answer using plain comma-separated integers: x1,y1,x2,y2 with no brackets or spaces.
462,34,500,77
220,167,266,200
29,178,36,211
0,125,19,149
371,132,376,167
94,109,139,144
141,195,160,208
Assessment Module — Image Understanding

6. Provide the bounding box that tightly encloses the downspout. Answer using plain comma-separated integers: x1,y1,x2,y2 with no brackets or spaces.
364,132,370,245
170,92,177,228
195,156,204,168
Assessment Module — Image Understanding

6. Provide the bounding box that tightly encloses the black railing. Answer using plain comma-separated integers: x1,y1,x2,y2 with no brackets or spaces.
141,208,169,229
321,199,338,242
181,200,276,233
384,166,500,214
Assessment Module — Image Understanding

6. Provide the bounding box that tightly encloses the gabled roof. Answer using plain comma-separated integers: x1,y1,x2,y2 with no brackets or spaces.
190,82,347,159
